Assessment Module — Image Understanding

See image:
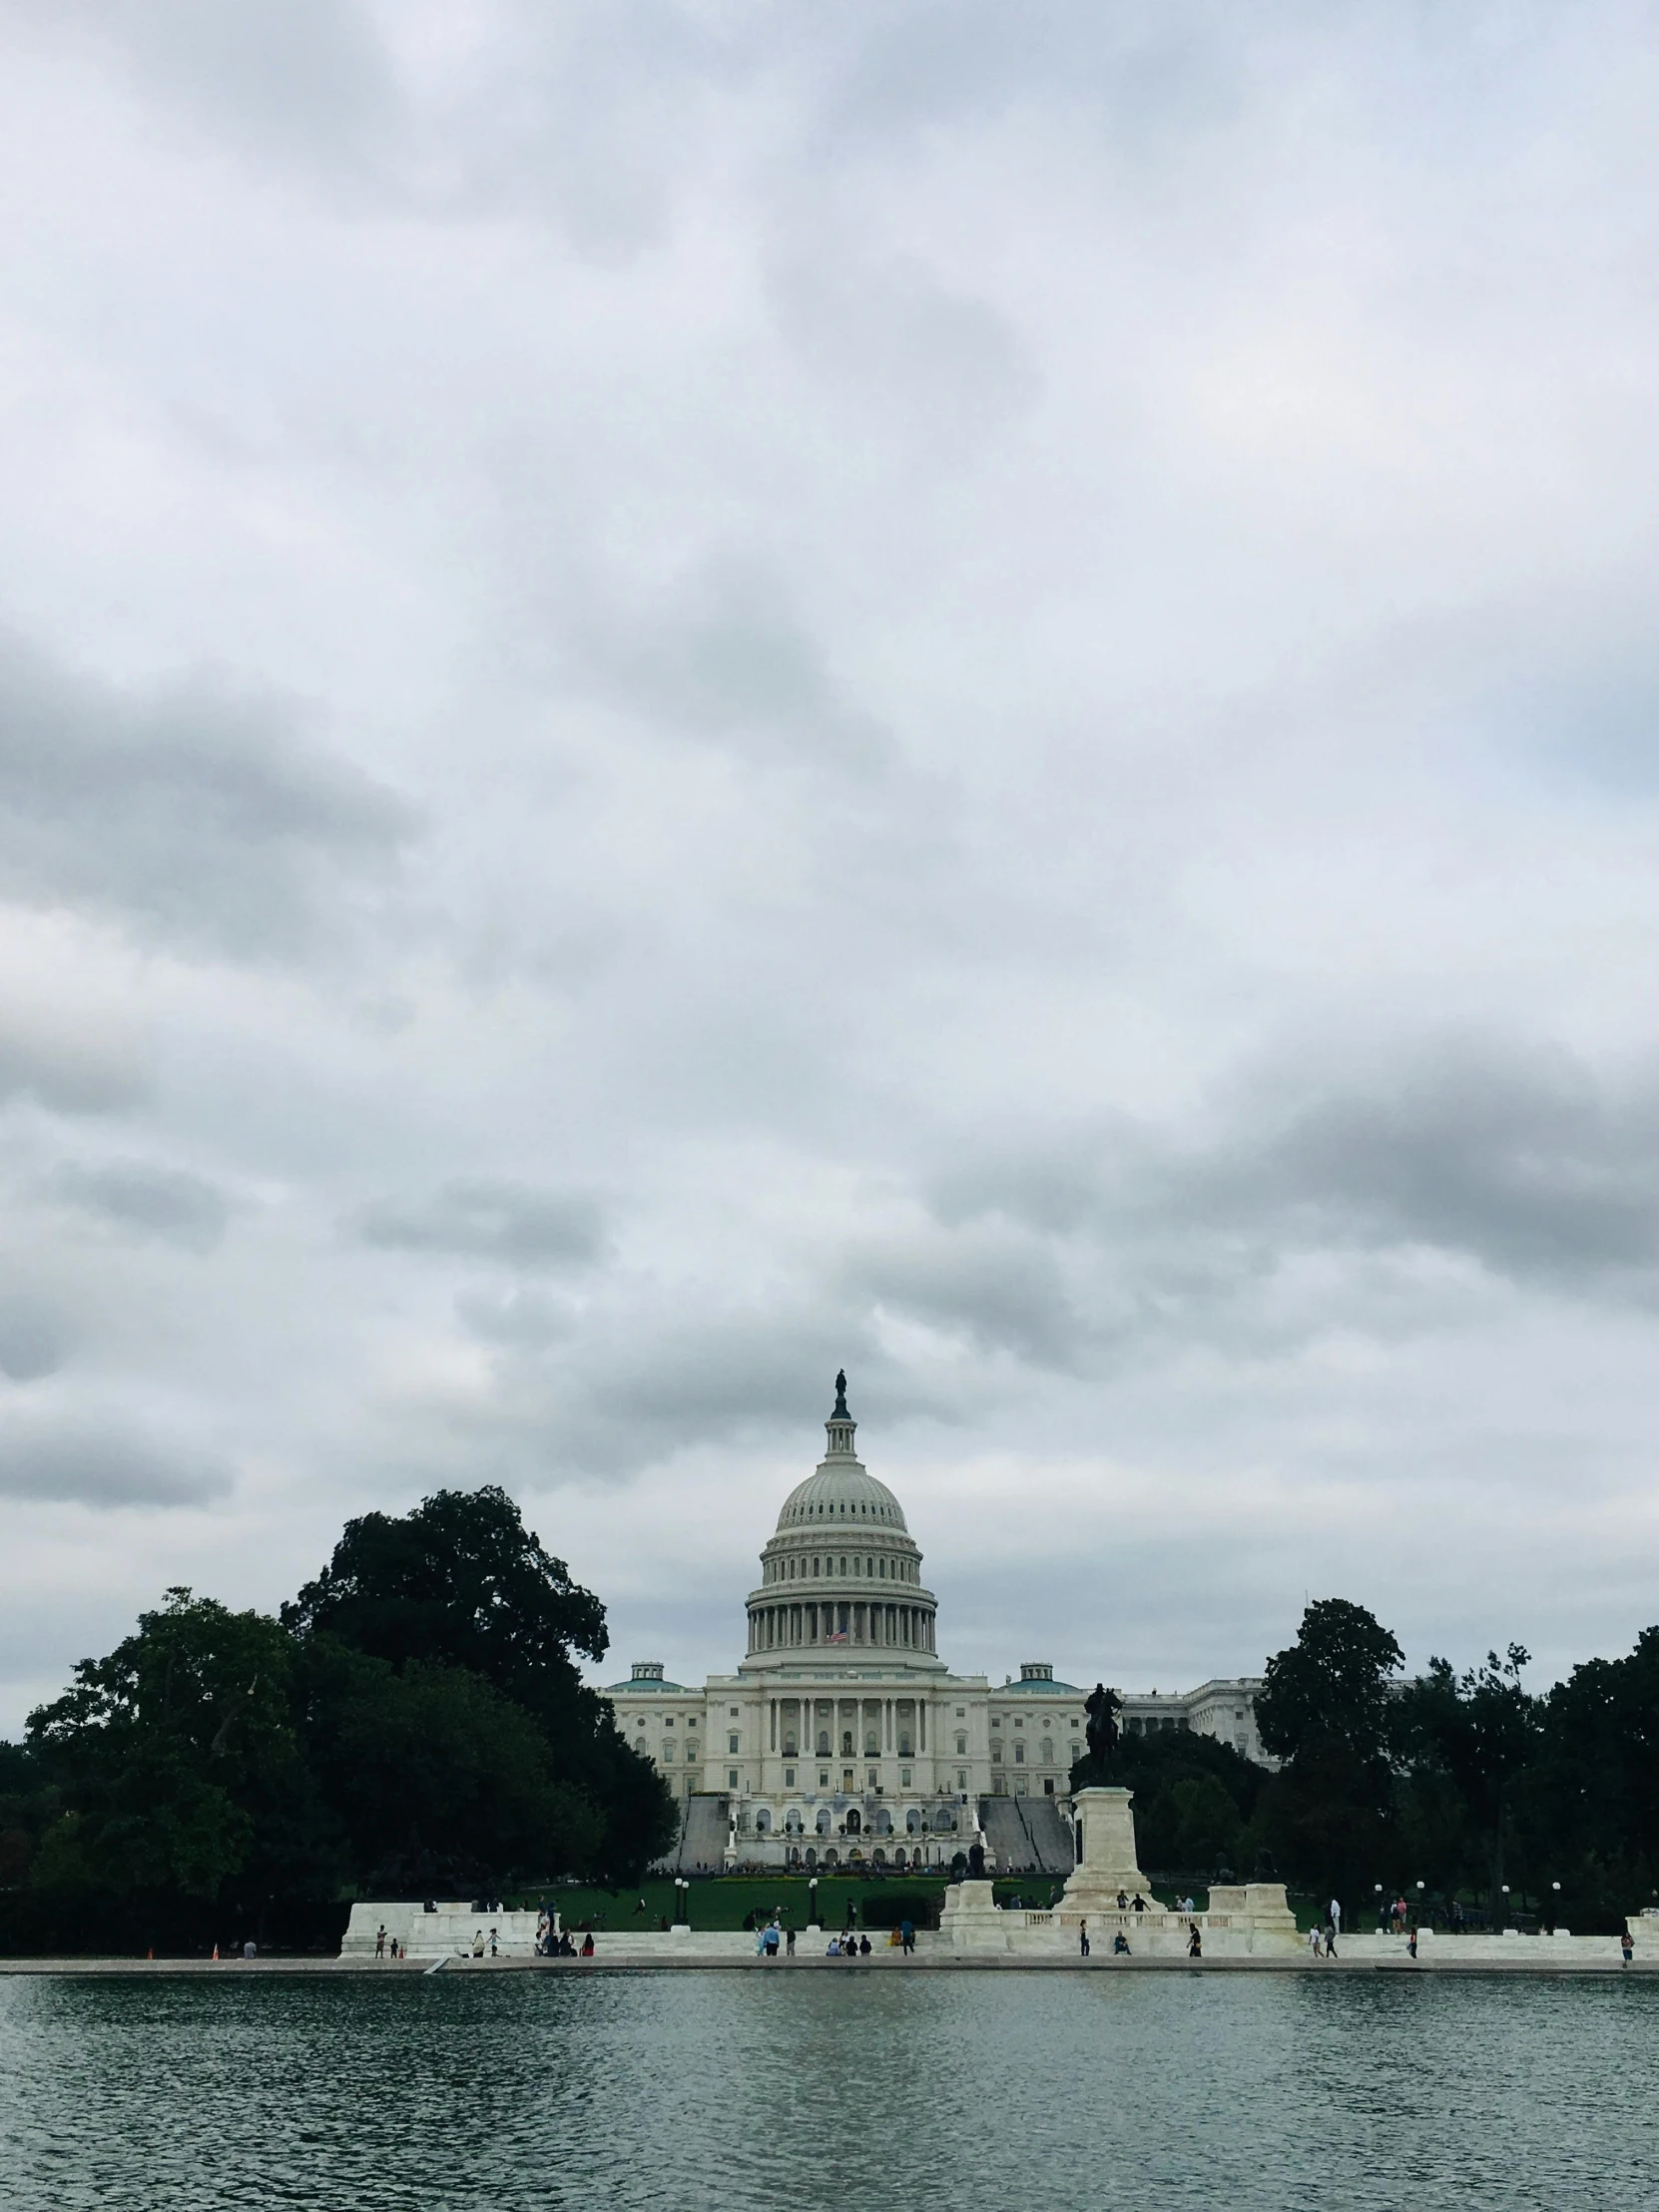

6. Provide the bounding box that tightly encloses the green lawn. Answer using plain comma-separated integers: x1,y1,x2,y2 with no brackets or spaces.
504,1874,1196,1931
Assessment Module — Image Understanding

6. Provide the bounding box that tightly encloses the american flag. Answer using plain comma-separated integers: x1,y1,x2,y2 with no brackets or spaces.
826,1630,848,1643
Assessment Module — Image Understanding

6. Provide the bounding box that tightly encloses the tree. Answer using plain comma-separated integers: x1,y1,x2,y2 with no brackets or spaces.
297,1642,602,1892
1254,1600,1404,1911
26,1589,314,1900
285,1487,674,1881
1256,1599,1403,1766
1520,1626,1659,1929
284,1488,607,1723
1396,1646,1540,1921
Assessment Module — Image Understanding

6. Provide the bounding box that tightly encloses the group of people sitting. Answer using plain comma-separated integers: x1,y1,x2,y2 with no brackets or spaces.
530,1912,594,1957
826,1932,874,1956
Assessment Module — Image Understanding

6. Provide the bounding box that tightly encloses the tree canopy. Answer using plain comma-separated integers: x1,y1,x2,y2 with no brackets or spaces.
7,1490,675,1946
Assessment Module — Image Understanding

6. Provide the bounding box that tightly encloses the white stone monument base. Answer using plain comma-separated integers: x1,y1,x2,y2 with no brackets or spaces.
938,1880,1008,1951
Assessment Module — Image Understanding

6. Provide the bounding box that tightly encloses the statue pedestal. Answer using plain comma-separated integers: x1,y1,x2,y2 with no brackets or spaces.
1059,1786,1151,1912
1205,1883,1300,1949
939,1880,1007,1951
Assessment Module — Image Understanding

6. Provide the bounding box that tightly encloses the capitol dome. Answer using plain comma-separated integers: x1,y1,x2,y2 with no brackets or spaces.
776,1461,907,1531
744,1373,941,1670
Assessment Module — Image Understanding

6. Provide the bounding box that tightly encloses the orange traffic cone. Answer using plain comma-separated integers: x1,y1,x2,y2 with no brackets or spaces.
147,1948,154,1960
212,1943,220,1960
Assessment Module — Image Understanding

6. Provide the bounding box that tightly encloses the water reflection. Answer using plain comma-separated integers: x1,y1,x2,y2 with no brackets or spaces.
1,1970,1655,2210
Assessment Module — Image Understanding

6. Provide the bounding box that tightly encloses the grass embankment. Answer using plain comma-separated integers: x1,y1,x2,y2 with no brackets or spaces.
520,1876,1201,1930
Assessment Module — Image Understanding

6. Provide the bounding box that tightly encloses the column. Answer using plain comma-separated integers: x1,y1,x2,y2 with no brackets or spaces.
919,1699,926,1753
771,1701,778,1753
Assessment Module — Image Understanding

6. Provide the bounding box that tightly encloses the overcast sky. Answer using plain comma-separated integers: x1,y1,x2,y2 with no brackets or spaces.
2,1,1658,1733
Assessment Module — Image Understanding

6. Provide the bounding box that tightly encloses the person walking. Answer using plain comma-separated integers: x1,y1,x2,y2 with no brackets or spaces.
1328,1898,1342,1937
1307,1923,1324,1958
900,1918,914,1955
375,1925,386,1959
1188,1924,1202,1960
1079,1920,1090,1958
1407,1925,1418,1961
786,1926,797,1956
1324,1918,1338,1959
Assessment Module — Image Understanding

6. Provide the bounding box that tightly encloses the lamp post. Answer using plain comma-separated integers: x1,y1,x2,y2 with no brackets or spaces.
1500,1883,1511,1933
808,1876,820,1932
1549,1880,1561,1936
673,1877,689,1927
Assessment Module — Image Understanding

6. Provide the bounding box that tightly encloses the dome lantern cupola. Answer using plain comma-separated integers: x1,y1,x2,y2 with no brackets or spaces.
825,1368,856,1459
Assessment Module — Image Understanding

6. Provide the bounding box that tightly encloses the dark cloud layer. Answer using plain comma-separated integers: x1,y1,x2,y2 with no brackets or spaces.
0,1416,232,1508
48,1159,234,1254
0,639,415,959
354,1181,605,1270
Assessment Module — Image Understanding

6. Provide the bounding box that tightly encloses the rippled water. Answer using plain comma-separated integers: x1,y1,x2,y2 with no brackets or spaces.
2,1968,1656,2210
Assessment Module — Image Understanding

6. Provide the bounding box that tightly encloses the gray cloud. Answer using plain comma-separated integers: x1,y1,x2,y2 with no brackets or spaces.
934,1036,1659,1307
569,560,891,771
0,637,416,960
0,1010,148,1114
354,1180,605,1270
0,1416,233,1507
0,1304,66,1383
48,1159,235,1254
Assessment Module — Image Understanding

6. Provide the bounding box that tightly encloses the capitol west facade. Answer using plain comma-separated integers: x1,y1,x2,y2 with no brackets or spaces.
603,1381,1268,1871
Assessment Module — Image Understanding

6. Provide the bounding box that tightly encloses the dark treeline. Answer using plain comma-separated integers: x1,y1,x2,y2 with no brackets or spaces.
0,1487,674,1953
1072,1599,1659,1934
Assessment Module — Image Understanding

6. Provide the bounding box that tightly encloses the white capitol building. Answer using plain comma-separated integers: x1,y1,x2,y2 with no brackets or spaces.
603,1379,1269,1874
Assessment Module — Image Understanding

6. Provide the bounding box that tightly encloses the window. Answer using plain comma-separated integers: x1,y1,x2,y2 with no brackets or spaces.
729,1734,740,1754
900,1768,911,1788
1015,1779,1027,1797
1014,1744,1025,1764
1040,1739,1053,1763
1043,1779,1055,1796
955,1706,964,1718
814,1558,820,1575
879,1558,886,1577
841,1731,853,1756
729,1770,739,1788
991,1741,1003,1764
785,1767,796,1787
729,1706,739,1717
664,1717,674,1728
838,1556,846,1574
784,1736,797,1757
867,1768,878,1788
817,1731,830,1756
866,1557,873,1575
955,1734,967,1755
957,1770,968,1790
842,1770,854,1790
1013,1716,1023,1730
993,1777,1006,1796
898,1734,912,1757
819,1770,830,1787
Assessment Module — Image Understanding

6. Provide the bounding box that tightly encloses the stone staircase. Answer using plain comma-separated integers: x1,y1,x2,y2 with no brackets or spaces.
655,1794,730,1875
976,1793,1076,1876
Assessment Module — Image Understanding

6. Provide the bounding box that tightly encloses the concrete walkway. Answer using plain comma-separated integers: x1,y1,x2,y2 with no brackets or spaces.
1,1950,1652,1976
